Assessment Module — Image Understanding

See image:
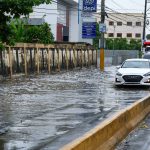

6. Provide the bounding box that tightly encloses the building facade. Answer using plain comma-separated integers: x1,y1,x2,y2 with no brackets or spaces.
104,13,144,39
29,0,79,42
28,0,95,44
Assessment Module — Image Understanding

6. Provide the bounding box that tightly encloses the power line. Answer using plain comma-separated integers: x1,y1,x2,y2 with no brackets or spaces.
105,6,144,20
108,13,130,23
106,16,128,26
106,6,144,18
33,6,102,12
106,10,144,22
111,0,127,11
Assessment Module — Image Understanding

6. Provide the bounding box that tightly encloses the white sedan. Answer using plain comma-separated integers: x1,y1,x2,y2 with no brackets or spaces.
115,58,150,86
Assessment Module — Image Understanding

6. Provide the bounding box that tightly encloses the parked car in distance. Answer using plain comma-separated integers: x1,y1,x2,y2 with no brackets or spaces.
145,46,150,53
115,58,150,86
143,52,150,59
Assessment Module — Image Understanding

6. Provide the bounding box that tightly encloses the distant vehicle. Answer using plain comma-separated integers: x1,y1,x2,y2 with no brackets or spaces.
143,52,150,59
115,58,150,86
145,46,150,53
143,41,150,53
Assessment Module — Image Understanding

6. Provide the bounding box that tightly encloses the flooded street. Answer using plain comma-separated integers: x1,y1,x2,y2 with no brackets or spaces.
0,66,149,150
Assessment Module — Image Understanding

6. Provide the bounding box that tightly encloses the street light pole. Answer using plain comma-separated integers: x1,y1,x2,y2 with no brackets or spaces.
100,0,105,71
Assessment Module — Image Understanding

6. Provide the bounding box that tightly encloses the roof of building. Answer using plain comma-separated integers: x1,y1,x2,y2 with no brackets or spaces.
61,0,77,6
22,18,45,25
27,18,45,25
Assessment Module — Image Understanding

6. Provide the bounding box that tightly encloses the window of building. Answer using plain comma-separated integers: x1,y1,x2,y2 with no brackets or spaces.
108,33,114,37
136,22,141,26
117,22,122,26
127,33,132,38
117,33,122,38
109,21,114,26
127,22,132,26
135,33,141,38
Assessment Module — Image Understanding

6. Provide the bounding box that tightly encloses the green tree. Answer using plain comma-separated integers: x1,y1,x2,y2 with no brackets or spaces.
24,23,54,44
9,19,25,44
0,0,52,45
39,23,54,44
146,34,150,40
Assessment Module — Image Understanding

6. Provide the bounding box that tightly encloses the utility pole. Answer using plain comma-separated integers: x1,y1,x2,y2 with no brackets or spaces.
100,0,105,71
143,0,147,43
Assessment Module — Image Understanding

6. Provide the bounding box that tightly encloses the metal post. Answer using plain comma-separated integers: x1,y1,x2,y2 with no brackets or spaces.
143,0,147,42
113,25,116,51
100,0,105,71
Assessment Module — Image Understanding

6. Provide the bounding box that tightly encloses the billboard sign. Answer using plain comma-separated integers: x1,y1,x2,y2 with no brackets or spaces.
83,0,97,12
82,22,96,38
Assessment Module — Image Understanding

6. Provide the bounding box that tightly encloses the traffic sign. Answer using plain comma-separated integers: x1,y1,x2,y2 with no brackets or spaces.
99,23,106,33
82,22,96,38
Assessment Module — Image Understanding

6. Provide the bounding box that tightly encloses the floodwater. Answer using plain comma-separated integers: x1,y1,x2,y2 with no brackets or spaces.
0,66,149,150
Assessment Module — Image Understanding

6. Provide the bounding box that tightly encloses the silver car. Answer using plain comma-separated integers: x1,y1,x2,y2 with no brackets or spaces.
115,58,150,86
143,52,150,59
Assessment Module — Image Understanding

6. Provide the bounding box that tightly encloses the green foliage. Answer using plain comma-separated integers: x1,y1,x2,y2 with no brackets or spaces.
9,19,25,44
0,0,52,45
0,41,5,51
93,23,101,49
24,26,41,43
24,23,54,44
106,38,141,50
146,34,150,40
38,23,54,44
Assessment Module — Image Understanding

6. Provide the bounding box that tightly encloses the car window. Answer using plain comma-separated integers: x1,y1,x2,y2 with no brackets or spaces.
145,47,150,52
143,54,150,59
121,61,150,68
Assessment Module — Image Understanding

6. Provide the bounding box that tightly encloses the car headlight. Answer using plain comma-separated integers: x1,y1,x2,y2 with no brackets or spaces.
116,72,122,76
144,72,150,76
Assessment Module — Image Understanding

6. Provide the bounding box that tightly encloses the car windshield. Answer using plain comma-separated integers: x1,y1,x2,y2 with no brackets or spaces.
121,61,150,68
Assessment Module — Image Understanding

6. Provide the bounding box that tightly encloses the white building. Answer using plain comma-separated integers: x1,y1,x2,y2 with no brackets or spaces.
102,13,144,39
28,0,95,44
29,0,79,42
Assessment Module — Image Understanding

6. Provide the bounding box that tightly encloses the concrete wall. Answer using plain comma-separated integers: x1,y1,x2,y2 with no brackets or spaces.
98,50,139,66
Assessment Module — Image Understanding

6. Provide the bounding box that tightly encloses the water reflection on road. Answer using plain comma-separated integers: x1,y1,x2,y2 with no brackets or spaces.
0,66,149,150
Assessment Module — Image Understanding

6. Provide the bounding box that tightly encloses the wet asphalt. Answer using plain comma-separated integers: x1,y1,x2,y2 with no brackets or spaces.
0,66,150,150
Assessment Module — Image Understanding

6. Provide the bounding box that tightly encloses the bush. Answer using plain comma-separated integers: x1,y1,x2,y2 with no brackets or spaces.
105,38,141,50
24,23,54,44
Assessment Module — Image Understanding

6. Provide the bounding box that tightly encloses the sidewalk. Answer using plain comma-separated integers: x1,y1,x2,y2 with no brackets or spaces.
116,114,150,150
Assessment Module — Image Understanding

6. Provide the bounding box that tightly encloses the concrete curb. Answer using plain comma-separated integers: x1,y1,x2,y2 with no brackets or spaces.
60,95,150,150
